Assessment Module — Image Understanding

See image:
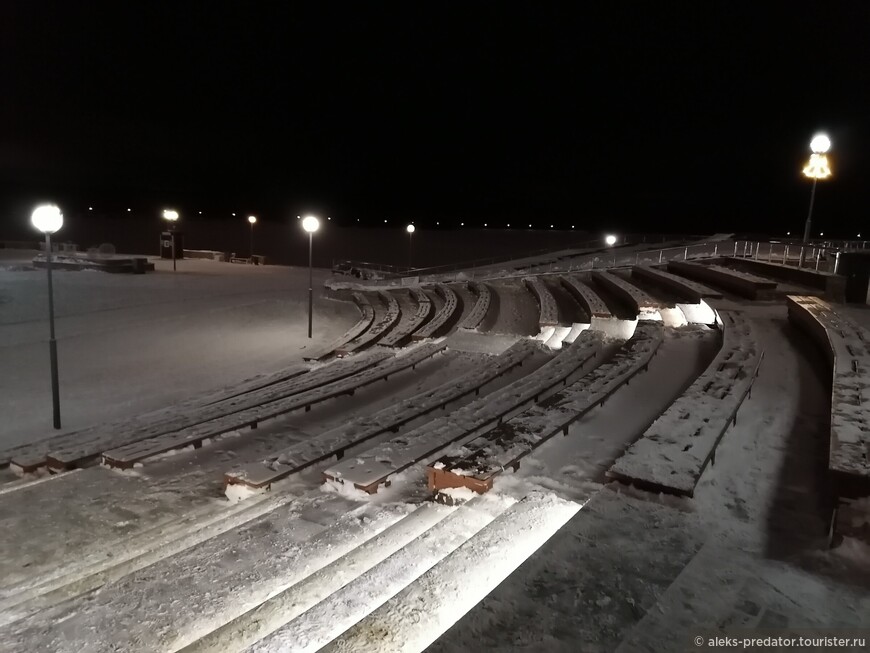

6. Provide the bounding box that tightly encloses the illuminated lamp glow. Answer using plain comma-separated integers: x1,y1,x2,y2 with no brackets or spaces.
302,215,320,233
31,205,63,234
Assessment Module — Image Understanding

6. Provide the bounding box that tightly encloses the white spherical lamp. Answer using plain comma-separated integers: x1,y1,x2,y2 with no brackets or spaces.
31,205,63,234
302,216,320,233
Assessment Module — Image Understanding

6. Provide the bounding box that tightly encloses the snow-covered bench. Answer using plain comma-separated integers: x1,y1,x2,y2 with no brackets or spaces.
727,257,845,302
427,323,664,498
592,270,665,320
35,350,392,472
321,332,607,493
335,291,401,355
100,342,447,469
607,310,763,496
786,296,870,499
668,261,777,300
457,282,492,330
559,275,611,319
523,277,559,328
378,289,432,347
303,292,375,361
412,285,459,339
223,340,539,493
631,265,723,302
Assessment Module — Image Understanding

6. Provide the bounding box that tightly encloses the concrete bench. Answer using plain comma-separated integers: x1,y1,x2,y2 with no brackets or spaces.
379,289,432,346
631,265,723,302
458,282,492,330
101,342,447,469
592,270,665,319
725,257,845,302
335,291,401,355
559,275,611,319
668,260,777,300
412,285,459,339
523,277,560,328
786,296,870,499
607,310,763,496
304,293,375,361
322,332,608,493
224,340,539,492
427,323,664,497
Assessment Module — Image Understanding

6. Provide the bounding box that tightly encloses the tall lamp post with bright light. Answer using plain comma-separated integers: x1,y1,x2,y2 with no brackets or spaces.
406,224,415,271
32,205,64,429
162,209,179,271
799,133,832,267
302,216,320,338
247,216,257,259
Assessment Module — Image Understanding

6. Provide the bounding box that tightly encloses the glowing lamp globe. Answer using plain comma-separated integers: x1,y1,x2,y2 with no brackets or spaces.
302,216,320,233
605,234,617,246
31,205,63,234
810,134,831,154
162,209,179,222
406,224,416,234
248,215,257,224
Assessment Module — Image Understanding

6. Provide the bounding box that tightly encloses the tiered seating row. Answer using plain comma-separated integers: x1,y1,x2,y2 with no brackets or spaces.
607,311,763,496
224,340,540,491
559,275,611,319
304,292,376,361
458,282,492,330
631,265,722,302
592,270,664,319
428,322,664,496
786,295,870,494
321,332,607,493
413,285,459,339
101,342,447,469
379,289,432,346
336,291,401,355
668,261,777,300
523,277,559,327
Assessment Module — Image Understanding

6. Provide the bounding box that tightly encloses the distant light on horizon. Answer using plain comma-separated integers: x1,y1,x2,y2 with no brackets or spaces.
127,208,131,212
88,206,93,211
162,209,179,222
605,234,617,246
232,213,236,216
31,204,63,234
302,215,320,233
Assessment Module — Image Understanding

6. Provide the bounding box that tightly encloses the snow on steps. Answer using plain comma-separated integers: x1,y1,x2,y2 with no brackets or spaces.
29,350,392,474
303,292,375,360
224,340,539,493
543,325,573,350
1,494,413,653
335,291,401,356
412,284,459,339
786,295,870,493
378,288,432,346
607,310,764,496
101,342,447,469
668,260,777,300
592,269,665,320
428,323,664,497
559,274,611,319
188,493,514,653
322,333,606,493
631,265,723,302
0,362,311,473
523,276,559,328
457,281,491,330
316,492,580,653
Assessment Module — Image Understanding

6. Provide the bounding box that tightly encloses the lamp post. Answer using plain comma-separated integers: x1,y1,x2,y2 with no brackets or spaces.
302,216,320,338
162,209,179,271
406,224,415,271
799,133,832,267
32,205,64,429
605,234,617,246
247,215,257,260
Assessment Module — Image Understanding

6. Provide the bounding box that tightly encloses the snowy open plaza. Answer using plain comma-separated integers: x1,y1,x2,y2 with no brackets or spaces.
0,236,868,652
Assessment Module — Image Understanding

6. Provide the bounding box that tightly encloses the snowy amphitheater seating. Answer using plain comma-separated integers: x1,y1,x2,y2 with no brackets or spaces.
321,331,607,493
523,277,559,328
559,275,611,319
303,292,375,361
457,281,492,330
335,291,401,356
100,342,447,469
378,288,432,346
607,310,764,496
668,260,777,300
592,269,665,320
725,257,846,302
427,322,664,498
631,265,723,302
786,296,870,499
223,340,540,493
412,285,459,339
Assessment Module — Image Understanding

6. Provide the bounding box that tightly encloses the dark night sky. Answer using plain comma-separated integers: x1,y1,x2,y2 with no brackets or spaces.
1,2,868,236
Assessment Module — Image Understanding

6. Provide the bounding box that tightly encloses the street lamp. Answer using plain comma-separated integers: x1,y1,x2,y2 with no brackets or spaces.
605,234,618,246
162,209,179,271
302,216,320,338
406,224,415,270
247,215,257,259
799,133,832,266
31,204,64,429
